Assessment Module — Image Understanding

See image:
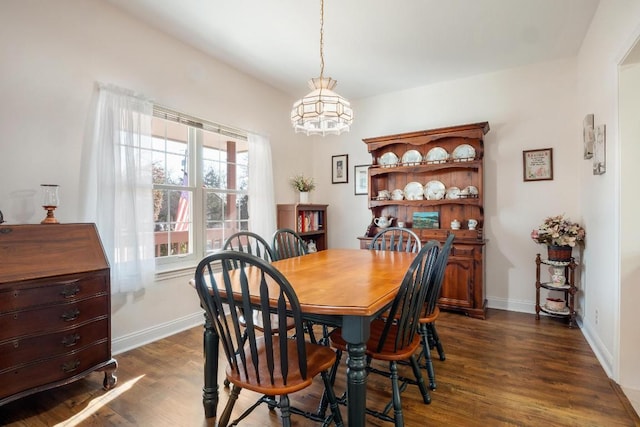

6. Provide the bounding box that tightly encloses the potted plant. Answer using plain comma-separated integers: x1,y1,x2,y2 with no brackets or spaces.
531,214,585,261
290,174,315,203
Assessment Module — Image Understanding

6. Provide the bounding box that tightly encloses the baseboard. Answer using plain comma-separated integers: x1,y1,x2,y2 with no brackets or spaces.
486,296,532,314
612,381,640,424
111,311,204,355
580,318,614,377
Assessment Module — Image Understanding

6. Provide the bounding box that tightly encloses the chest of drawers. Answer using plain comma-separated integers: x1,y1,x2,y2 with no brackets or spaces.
0,223,117,405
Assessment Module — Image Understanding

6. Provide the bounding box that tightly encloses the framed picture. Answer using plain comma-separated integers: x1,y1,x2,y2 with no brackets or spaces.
412,212,440,229
583,114,595,159
593,124,606,175
523,148,553,181
332,154,348,184
354,164,369,195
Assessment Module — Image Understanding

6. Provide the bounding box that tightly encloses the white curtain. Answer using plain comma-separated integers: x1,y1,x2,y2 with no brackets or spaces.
247,133,276,241
82,83,155,294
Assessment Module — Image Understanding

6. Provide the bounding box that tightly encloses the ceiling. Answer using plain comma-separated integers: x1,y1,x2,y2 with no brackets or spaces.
106,0,600,100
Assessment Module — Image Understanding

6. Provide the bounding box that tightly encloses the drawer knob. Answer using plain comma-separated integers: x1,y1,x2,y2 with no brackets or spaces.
60,285,81,298
62,333,81,347
61,308,80,321
62,360,81,373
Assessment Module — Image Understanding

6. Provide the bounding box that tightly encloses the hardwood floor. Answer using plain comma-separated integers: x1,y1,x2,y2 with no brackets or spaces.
1,309,639,426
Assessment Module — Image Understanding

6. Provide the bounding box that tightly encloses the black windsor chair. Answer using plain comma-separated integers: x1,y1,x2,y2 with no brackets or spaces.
194,251,343,427
417,232,454,390
329,241,440,426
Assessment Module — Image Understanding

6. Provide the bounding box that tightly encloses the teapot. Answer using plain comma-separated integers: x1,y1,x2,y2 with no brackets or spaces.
374,216,391,228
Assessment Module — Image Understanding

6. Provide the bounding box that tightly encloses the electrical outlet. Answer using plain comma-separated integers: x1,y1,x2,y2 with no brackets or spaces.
595,308,599,325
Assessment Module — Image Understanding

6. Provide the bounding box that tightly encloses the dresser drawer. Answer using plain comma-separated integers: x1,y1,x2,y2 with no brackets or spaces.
0,296,108,342
0,318,108,369
0,271,108,313
0,340,109,401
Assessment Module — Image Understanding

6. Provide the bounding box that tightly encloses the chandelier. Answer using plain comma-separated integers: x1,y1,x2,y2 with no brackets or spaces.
291,0,353,136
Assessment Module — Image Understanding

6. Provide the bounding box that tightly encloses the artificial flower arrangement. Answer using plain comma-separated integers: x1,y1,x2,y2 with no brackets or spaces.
289,174,316,192
530,214,585,247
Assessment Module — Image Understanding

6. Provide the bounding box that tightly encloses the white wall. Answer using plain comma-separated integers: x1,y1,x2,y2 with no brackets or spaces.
316,58,582,314
0,0,312,353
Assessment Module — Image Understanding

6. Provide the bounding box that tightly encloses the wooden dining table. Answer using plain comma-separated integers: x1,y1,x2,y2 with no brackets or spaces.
198,248,417,427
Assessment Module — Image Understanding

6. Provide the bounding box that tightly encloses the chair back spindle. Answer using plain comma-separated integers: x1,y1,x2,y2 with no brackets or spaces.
272,228,308,260
369,227,422,253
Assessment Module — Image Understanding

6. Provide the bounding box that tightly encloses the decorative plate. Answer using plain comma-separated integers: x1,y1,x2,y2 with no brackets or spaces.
425,147,449,163
452,144,476,161
401,149,422,165
463,185,478,195
403,181,425,200
445,186,461,199
379,152,399,167
424,180,446,200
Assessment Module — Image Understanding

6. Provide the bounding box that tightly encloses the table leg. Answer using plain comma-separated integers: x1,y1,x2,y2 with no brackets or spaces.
341,315,371,427
202,311,219,418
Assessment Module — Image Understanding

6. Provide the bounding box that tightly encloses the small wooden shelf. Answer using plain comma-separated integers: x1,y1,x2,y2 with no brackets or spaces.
277,204,328,251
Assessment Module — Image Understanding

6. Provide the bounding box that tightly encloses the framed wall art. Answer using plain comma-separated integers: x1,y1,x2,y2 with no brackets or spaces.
332,154,348,184
354,164,369,195
523,148,553,181
593,124,606,175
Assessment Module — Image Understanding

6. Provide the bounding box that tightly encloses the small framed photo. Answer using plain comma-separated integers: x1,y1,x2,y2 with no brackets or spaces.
523,148,553,181
354,164,369,195
332,154,348,184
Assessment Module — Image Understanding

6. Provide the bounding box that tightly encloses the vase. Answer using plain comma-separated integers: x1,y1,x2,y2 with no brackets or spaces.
549,266,566,285
299,191,309,203
547,245,572,262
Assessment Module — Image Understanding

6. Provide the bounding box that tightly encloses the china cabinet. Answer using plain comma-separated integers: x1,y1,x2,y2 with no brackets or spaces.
534,253,577,327
357,122,489,318
277,204,328,251
0,223,117,405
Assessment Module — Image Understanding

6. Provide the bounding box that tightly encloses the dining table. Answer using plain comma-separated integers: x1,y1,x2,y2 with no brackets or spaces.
197,248,417,427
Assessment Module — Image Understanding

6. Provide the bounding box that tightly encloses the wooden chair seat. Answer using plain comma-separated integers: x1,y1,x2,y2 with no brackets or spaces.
329,319,422,361
419,306,439,324
227,337,337,396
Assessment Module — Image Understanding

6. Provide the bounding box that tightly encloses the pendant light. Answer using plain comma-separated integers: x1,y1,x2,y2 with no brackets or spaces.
291,0,353,136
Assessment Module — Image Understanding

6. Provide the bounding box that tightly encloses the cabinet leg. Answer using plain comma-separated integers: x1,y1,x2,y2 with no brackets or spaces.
101,358,118,390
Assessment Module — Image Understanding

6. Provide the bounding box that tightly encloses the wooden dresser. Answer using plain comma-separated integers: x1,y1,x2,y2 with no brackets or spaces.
0,223,117,406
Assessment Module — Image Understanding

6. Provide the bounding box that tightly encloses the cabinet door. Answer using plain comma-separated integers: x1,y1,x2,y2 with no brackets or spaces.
439,255,474,309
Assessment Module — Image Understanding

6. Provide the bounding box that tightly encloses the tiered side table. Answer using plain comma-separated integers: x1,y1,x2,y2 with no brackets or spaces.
535,253,578,328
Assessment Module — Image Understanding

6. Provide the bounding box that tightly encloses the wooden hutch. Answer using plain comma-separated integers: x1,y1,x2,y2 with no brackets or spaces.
358,122,489,318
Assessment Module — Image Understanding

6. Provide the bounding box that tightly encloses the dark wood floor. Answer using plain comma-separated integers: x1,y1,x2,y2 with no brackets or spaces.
1,309,639,426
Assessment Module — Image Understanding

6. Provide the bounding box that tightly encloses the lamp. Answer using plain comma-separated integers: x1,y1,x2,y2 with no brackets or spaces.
40,184,59,224
291,0,353,136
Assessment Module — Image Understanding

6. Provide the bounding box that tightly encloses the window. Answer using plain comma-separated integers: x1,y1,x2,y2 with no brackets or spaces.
149,107,249,268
